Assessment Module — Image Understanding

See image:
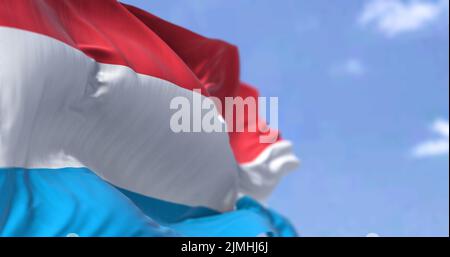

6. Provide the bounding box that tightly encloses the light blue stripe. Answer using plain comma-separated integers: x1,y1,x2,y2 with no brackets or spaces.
0,167,176,237
0,167,297,237
116,187,218,225
116,188,297,237
170,197,297,237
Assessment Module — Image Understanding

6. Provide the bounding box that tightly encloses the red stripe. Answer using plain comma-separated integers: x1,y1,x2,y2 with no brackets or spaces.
0,0,203,93
228,83,282,163
124,4,240,101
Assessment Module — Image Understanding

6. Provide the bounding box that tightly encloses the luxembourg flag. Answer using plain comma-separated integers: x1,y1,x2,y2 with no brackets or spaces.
0,0,299,237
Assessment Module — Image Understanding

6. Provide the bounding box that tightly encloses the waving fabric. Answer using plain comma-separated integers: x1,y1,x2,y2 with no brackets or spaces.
0,0,298,237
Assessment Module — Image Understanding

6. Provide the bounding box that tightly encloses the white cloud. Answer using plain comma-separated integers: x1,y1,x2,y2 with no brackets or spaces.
331,58,366,77
359,0,449,37
412,119,449,158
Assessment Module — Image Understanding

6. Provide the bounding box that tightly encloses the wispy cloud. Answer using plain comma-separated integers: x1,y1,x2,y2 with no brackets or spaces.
412,119,449,158
330,58,366,77
359,0,449,37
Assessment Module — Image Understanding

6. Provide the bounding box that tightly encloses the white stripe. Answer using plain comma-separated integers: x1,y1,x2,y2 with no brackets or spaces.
0,27,238,211
238,141,300,201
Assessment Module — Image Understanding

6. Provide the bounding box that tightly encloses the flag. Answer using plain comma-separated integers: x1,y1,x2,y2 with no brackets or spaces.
0,0,299,237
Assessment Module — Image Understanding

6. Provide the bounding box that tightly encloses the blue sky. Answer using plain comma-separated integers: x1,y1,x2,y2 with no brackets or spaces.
123,0,449,236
